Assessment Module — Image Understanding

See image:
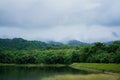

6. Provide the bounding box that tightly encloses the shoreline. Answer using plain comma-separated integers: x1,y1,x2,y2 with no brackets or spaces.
0,63,66,67
0,63,120,73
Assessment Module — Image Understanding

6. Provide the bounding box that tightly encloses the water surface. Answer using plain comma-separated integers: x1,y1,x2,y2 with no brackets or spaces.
0,65,99,80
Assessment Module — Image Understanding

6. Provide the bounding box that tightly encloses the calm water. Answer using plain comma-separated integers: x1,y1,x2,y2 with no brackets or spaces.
0,66,98,80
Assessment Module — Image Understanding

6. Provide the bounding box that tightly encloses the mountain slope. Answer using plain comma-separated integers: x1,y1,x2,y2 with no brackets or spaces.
0,38,47,50
67,40,88,46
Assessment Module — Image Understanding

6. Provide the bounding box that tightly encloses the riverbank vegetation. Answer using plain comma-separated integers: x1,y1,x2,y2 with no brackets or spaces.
0,38,120,64
42,74,119,80
71,63,120,73
0,63,65,67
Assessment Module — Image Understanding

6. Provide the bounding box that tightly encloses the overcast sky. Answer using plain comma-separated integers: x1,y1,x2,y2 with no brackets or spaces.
0,0,120,43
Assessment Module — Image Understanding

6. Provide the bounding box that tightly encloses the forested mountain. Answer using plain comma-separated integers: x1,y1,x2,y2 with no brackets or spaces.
67,40,89,46
46,41,63,45
0,38,117,50
0,38,120,64
0,38,82,50
0,38,47,50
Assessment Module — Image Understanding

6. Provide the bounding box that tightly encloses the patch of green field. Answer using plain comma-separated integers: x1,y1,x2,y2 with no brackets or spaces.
70,63,120,73
42,74,119,80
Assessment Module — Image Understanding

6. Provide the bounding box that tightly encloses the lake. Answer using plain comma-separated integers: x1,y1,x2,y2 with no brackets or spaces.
0,65,100,80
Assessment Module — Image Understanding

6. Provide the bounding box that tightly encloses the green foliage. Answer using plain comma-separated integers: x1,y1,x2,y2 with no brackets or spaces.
0,38,120,64
0,51,15,63
87,53,111,63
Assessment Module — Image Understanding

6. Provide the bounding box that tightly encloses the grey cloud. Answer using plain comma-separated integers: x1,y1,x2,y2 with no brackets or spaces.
94,0,120,26
0,25,120,43
1,0,120,27
112,32,119,38
0,0,120,42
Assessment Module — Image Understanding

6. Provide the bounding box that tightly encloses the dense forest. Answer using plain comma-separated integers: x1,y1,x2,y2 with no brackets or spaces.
0,38,120,64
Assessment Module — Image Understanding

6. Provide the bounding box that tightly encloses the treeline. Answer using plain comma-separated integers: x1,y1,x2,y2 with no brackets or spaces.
0,38,120,64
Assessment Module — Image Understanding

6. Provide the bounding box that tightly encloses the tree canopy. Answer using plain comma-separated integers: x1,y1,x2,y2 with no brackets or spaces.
0,38,120,64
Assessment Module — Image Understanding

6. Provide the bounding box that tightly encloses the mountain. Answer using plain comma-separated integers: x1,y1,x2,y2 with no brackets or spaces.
0,38,47,50
46,41,63,45
67,40,88,46
47,40,89,46
103,40,120,45
0,38,119,50
104,41,114,45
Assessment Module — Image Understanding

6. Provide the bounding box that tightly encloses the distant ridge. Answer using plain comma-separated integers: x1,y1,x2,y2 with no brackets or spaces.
0,38,120,49
46,41,63,45
67,40,89,46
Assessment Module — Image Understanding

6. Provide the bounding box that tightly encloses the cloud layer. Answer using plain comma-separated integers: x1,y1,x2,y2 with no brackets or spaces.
0,0,120,42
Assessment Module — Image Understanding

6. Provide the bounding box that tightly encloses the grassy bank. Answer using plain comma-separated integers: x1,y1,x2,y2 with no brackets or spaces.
42,74,119,80
70,63,120,73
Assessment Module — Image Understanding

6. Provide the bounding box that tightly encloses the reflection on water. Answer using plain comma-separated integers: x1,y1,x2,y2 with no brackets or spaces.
0,65,98,80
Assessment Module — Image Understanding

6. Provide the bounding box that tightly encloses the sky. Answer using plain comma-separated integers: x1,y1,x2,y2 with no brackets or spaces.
0,0,120,43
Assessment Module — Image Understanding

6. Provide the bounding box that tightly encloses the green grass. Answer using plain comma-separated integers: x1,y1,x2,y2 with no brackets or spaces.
70,63,120,73
41,74,119,80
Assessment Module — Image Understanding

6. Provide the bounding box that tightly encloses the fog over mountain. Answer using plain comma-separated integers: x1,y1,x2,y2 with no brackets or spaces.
0,0,120,43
